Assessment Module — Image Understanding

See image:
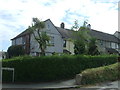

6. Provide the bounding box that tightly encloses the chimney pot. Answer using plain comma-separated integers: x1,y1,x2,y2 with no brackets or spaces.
60,22,65,29
87,24,91,30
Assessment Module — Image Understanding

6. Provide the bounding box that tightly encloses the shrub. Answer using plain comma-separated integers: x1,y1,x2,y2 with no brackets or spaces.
74,40,86,55
7,45,25,58
2,55,118,82
81,62,120,85
88,38,100,55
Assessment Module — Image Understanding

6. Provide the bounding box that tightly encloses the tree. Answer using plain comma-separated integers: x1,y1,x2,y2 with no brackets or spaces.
88,38,100,55
7,45,25,58
74,40,85,55
74,29,90,55
71,20,79,31
83,21,88,27
29,18,50,56
72,20,91,55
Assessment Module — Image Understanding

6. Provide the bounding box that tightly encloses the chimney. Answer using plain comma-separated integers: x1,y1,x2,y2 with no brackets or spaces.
60,22,65,29
87,24,91,30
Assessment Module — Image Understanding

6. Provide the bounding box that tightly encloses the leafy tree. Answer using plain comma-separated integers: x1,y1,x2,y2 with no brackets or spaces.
83,21,88,27
74,40,85,55
72,20,91,55
71,20,79,31
88,38,100,55
7,45,25,58
74,30,90,55
29,18,50,56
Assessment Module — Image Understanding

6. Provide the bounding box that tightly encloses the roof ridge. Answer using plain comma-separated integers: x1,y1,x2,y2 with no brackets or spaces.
56,26,76,32
91,29,114,36
11,19,52,40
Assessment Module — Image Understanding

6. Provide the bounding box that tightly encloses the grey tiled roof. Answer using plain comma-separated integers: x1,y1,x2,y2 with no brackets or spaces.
11,19,51,40
56,27,76,39
56,27,120,43
106,48,119,54
89,29,120,43
11,29,31,40
11,19,120,43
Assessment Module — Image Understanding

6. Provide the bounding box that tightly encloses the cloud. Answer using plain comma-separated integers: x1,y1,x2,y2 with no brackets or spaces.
0,0,119,51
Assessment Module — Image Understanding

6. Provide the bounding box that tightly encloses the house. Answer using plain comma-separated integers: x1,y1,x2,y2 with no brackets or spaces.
11,19,64,56
88,29,120,54
0,51,7,60
56,25,120,54
11,19,120,55
114,31,120,40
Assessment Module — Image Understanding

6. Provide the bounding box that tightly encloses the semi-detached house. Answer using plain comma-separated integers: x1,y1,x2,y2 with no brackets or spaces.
11,19,120,56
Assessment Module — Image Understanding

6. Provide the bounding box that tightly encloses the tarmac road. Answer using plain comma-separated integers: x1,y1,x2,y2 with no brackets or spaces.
2,80,120,90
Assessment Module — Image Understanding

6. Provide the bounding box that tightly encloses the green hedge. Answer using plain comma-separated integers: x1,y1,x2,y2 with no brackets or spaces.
7,45,25,58
81,62,120,85
2,55,118,82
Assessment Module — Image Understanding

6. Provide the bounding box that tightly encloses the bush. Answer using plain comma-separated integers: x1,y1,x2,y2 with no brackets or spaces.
88,38,100,55
74,40,86,55
81,62,120,85
7,45,25,58
2,55,118,82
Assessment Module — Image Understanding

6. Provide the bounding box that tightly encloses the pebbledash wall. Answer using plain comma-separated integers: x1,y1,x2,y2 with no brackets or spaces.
30,20,63,56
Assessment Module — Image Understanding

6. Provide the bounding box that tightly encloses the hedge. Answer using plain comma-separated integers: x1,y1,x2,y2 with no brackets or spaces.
7,45,25,58
81,62,120,85
2,55,118,82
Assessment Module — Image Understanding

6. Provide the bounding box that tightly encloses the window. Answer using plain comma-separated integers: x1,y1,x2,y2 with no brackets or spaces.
111,42,115,49
49,36,54,46
119,44,120,50
105,41,110,48
109,42,111,48
63,40,66,47
22,36,26,45
115,43,118,49
23,45,25,49
100,40,103,46
15,39,16,45
104,41,107,47
47,23,50,31
12,39,16,45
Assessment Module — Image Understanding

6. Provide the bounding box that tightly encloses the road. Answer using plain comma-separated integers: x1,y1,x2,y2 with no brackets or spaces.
2,80,120,90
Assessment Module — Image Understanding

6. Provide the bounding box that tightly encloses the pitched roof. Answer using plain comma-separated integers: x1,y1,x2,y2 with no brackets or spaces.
115,31,120,33
11,19,51,40
11,29,31,40
11,19,120,43
89,29,120,43
56,27,120,43
106,48,119,54
56,27,76,39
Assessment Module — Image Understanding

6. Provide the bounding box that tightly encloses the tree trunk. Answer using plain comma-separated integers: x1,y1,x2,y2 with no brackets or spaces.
40,47,45,56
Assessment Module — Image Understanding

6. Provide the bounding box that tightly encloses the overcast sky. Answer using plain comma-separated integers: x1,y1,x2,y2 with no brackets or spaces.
0,0,119,51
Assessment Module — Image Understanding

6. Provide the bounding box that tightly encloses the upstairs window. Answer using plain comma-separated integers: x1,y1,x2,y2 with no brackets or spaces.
47,23,50,31
100,40,103,46
22,36,26,45
12,39,16,45
49,36,54,46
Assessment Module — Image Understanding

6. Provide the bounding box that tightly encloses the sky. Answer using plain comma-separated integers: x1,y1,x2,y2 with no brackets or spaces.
0,0,119,51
